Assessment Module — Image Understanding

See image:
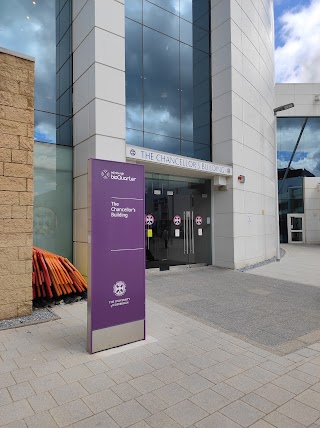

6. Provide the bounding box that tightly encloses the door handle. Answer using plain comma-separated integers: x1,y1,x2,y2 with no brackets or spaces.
186,212,189,255
191,211,195,254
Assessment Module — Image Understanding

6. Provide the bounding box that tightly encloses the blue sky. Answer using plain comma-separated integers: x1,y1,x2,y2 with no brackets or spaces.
274,0,311,48
274,0,320,82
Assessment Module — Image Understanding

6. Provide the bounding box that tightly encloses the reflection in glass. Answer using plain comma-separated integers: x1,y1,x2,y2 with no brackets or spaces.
126,19,143,130
125,0,211,161
143,1,179,39
33,142,73,260
147,0,179,15
35,111,57,144
0,0,73,146
277,117,320,177
144,132,181,154
126,129,143,146
181,141,210,160
143,27,180,138
277,117,320,243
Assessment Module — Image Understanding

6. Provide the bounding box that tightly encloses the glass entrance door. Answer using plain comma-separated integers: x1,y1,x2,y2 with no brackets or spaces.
287,214,304,243
145,174,211,268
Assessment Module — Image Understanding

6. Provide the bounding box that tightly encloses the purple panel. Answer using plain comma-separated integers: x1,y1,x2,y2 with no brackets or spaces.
88,159,145,352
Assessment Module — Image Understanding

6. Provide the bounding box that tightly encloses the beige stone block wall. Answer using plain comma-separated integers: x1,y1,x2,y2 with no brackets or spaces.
0,48,35,320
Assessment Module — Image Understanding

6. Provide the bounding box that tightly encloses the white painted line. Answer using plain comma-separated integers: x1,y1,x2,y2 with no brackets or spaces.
111,197,144,201
111,248,144,252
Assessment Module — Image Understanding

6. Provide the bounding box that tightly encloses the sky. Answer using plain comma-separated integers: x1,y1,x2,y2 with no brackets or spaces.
274,0,320,82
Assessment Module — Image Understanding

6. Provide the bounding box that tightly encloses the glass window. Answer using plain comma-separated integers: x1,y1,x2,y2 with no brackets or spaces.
58,57,72,97
180,0,192,22
193,55,210,86
194,34,209,54
57,27,72,71
180,19,193,46
126,19,143,130
277,117,320,177
125,0,142,23
143,1,179,39
59,0,71,38
193,0,210,23
194,10,210,31
126,129,143,146
57,88,72,120
125,0,211,160
146,0,179,16
277,117,320,242
194,80,210,107
194,124,211,145
2,1,74,262
57,118,73,147
35,111,57,144
143,27,180,138
144,132,181,154
0,0,73,146
181,141,211,160
33,142,73,260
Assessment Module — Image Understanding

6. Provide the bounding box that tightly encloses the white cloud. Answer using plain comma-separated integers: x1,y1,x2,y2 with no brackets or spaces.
275,0,320,82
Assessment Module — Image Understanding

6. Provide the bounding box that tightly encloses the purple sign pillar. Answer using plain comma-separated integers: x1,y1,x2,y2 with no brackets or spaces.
88,159,145,353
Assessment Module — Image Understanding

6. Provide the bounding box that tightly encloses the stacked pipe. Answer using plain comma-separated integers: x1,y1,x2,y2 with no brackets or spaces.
32,247,87,299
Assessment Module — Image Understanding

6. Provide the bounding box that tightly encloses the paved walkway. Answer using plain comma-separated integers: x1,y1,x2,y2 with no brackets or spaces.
147,266,320,355
2,262,320,427
2,294,320,427
248,244,320,288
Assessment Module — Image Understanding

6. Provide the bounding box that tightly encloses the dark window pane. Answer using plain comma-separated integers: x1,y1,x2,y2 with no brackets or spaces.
59,0,71,38
194,80,210,107
193,124,210,145
125,0,212,160
193,48,208,64
144,132,181,154
58,57,72,96
125,0,142,23
143,1,179,39
57,118,72,146
57,88,72,119
194,55,210,85
193,101,210,130
181,141,211,160
126,129,143,146
143,28,180,138
193,24,208,44
194,10,210,31
194,33,209,54
180,0,209,23
126,19,143,130
180,44,193,141
57,27,71,71
192,0,210,22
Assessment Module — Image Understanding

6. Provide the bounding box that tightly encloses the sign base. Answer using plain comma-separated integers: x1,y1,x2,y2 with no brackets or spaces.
90,319,145,354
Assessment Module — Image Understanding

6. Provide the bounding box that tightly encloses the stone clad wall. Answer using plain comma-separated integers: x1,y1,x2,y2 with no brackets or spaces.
0,49,35,320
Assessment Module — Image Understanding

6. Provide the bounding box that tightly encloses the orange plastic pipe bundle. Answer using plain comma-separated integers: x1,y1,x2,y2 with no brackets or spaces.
32,247,87,299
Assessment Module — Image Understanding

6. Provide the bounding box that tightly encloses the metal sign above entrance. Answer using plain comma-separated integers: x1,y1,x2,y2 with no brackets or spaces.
126,145,232,178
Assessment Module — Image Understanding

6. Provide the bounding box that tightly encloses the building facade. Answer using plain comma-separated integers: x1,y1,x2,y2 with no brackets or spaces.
1,0,277,274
